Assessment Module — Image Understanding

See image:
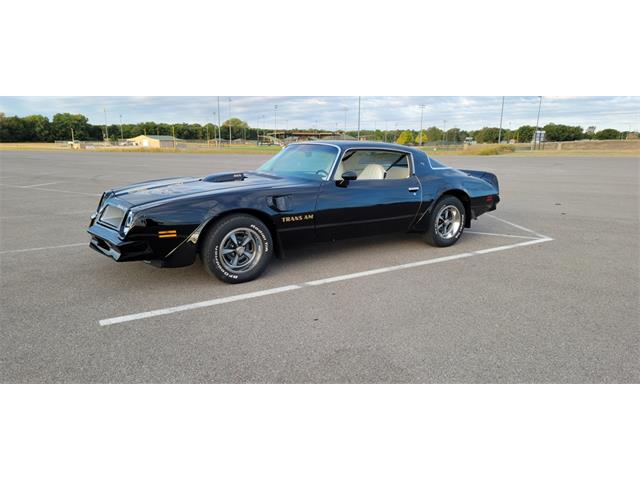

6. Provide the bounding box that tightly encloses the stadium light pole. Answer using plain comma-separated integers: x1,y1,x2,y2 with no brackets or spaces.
498,96,505,144
228,98,232,144
419,104,425,146
217,97,221,148
357,96,361,141
532,96,543,150
103,108,109,141
343,107,348,140
212,112,218,147
274,105,278,144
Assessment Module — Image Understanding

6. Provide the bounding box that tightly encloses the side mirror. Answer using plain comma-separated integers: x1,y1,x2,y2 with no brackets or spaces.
337,171,358,187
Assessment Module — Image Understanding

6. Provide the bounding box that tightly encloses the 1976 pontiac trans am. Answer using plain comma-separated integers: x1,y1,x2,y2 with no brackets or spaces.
88,141,500,283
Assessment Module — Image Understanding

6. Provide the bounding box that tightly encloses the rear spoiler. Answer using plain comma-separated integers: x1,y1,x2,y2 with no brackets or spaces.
460,169,499,192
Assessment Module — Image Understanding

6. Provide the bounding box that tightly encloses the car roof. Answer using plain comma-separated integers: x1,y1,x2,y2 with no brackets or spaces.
294,140,421,154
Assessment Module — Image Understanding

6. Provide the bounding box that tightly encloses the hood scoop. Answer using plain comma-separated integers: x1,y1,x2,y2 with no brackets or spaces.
202,172,246,183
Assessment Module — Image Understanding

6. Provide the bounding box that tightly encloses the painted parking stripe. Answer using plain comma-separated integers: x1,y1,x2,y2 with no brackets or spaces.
487,214,550,239
99,285,303,326
19,181,60,188
464,231,539,240
0,242,86,254
305,252,475,286
98,232,554,327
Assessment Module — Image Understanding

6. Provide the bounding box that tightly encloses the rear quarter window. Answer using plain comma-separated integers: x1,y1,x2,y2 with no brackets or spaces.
428,156,450,170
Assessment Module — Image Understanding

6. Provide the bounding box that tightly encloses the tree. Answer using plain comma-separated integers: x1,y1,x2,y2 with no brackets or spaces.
515,125,535,143
222,118,249,140
425,126,444,143
415,130,428,144
543,123,583,142
396,130,414,145
474,127,501,143
51,113,91,140
0,115,30,142
22,115,52,142
595,128,620,140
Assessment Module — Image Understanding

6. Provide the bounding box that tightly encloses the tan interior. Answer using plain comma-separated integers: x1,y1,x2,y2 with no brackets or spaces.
333,150,410,181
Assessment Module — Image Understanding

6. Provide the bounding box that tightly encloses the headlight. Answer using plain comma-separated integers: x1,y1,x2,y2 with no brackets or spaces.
123,211,135,235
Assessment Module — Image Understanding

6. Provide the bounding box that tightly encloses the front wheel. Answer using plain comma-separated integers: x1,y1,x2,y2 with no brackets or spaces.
425,196,465,247
201,214,273,283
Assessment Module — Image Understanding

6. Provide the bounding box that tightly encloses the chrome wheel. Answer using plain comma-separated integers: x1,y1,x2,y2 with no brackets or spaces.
436,205,462,239
218,228,264,274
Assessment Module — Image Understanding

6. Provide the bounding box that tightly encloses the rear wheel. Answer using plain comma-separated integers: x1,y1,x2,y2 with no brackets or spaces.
425,195,465,247
201,214,273,283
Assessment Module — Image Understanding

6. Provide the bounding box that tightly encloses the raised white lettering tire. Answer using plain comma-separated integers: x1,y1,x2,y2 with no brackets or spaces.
201,214,273,283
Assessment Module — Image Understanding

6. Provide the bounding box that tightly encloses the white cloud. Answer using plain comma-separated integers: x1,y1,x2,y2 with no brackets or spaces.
1,96,638,131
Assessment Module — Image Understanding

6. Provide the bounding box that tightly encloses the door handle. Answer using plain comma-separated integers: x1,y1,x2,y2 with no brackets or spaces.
408,187,420,192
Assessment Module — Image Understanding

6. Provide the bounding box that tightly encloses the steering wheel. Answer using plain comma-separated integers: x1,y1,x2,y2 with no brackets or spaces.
315,169,329,177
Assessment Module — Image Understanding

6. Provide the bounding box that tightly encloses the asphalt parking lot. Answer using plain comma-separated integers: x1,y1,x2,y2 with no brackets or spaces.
1,150,638,383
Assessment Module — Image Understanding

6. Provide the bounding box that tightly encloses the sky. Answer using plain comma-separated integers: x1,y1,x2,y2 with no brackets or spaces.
0,96,638,132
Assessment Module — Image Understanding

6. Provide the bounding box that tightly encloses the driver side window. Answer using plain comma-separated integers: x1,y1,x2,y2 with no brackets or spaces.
335,150,410,181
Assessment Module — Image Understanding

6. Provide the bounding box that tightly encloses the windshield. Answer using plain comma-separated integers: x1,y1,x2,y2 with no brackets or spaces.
257,144,339,180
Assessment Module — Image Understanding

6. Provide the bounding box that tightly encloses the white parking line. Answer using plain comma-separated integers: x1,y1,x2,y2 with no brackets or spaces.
465,231,539,240
19,181,60,188
99,285,303,326
98,217,553,326
486,214,550,239
0,243,86,254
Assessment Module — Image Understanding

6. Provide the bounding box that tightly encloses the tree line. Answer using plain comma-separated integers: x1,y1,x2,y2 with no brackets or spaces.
0,112,630,143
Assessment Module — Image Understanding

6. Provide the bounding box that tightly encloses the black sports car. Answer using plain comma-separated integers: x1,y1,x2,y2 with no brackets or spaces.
88,141,500,283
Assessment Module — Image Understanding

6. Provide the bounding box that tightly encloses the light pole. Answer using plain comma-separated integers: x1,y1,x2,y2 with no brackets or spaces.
357,96,361,141
343,107,348,140
498,96,505,144
228,98,232,145
274,105,278,144
217,97,221,148
419,104,425,146
532,96,543,150
103,108,108,142
213,112,218,147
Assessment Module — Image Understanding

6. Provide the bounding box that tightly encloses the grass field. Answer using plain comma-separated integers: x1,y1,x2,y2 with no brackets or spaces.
1,140,638,156
0,142,284,155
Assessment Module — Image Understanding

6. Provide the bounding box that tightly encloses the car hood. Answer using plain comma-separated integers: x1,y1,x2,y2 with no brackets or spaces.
105,171,312,208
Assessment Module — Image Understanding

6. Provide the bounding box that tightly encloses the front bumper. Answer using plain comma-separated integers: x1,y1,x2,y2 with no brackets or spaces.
87,223,153,262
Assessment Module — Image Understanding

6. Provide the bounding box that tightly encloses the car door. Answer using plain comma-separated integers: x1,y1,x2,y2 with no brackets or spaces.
314,149,422,241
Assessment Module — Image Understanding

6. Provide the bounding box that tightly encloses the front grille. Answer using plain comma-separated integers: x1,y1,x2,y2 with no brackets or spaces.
99,205,126,229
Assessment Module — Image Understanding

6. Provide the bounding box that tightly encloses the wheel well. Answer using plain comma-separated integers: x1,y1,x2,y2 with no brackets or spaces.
197,209,283,257
441,189,472,227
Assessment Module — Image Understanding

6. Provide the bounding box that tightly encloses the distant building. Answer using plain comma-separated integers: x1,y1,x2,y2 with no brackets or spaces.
128,135,179,148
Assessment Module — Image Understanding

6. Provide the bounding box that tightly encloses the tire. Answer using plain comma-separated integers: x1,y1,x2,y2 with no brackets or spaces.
201,214,273,283
425,195,466,247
